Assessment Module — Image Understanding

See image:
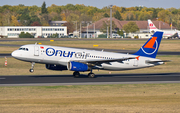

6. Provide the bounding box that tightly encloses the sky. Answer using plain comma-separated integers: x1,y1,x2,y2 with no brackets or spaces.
0,0,180,9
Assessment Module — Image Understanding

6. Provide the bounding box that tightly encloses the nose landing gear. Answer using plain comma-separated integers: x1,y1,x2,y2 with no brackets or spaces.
29,62,35,73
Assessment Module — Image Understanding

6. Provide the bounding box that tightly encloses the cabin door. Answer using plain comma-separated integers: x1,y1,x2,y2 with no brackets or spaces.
133,60,138,67
34,46,39,56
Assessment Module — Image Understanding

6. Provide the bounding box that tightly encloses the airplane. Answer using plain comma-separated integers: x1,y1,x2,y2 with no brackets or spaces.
148,19,180,39
11,31,170,78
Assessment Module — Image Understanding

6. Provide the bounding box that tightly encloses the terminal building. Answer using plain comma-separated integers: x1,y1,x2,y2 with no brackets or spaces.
84,18,176,38
0,26,67,38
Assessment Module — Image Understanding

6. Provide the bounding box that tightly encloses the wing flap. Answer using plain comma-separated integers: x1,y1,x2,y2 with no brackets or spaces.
71,57,136,66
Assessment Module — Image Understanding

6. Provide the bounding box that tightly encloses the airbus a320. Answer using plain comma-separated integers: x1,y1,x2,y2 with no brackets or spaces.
11,31,169,78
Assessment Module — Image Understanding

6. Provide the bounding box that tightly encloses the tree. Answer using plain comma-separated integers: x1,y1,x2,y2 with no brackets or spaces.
100,20,117,33
60,13,66,21
119,29,124,37
117,28,120,35
114,11,122,20
93,12,104,22
41,1,48,14
1,4,180,28
19,32,34,38
47,4,61,13
11,15,20,26
117,28,124,37
123,21,139,33
31,14,41,24
51,33,59,38
1,9,11,26
152,8,158,18
158,10,172,22
126,15,129,21
31,21,41,26
120,7,126,13
104,13,109,17
49,12,62,21
17,8,32,26
63,22,75,34
130,14,134,20
67,13,79,22
40,14,49,26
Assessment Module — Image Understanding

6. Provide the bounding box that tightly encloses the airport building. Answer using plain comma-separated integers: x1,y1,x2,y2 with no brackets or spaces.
84,18,176,38
0,26,67,38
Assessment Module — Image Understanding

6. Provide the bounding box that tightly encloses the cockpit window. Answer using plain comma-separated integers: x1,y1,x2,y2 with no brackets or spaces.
19,47,29,51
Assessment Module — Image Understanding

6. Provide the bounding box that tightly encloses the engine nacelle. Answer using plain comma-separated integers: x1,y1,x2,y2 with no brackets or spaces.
68,61,90,72
46,64,67,71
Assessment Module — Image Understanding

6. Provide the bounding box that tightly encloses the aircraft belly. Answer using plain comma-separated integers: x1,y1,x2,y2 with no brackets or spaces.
101,62,136,71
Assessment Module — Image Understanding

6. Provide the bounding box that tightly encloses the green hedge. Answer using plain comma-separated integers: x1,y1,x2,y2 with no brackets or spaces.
19,32,34,38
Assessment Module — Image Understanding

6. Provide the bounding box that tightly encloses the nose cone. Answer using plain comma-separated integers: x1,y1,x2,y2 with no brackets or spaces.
11,50,19,58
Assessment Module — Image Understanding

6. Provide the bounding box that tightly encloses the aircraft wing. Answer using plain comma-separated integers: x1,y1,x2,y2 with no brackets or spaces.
72,57,136,66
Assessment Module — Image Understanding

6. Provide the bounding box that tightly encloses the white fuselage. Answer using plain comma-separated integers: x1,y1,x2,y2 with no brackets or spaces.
153,29,180,37
11,44,163,71
148,19,180,38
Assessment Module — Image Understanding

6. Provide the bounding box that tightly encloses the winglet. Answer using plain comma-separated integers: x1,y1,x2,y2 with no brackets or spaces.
133,31,163,58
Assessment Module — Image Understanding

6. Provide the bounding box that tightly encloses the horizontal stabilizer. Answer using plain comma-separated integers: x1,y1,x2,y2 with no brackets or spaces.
146,60,171,64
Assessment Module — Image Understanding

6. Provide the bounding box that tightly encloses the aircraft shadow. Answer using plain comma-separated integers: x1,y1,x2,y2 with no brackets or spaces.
30,72,180,78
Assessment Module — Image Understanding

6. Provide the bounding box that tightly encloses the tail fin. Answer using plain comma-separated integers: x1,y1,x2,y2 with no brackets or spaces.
148,19,158,32
133,31,163,58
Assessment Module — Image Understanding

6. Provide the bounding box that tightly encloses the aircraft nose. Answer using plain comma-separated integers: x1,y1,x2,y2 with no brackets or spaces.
11,50,19,57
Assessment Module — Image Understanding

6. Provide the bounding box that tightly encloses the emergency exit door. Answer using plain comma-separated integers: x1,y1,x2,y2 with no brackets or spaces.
34,46,39,56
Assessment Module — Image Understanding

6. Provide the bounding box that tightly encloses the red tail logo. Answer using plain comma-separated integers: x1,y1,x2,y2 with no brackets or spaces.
144,37,157,49
149,23,153,26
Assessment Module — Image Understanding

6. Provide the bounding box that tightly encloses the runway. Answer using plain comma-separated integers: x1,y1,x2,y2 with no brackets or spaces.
0,73,180,86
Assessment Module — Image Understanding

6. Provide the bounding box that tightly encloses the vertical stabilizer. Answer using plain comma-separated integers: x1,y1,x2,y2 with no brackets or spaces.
133,31,163,58
148,19,158,32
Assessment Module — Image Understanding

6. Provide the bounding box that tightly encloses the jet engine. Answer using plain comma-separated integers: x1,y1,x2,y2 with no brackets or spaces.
68,61,91,72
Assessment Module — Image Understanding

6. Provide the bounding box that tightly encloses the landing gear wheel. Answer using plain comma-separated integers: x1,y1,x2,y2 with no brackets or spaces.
73,71,80,78
29,62,35,73
88,73,95,78
29,69,34,73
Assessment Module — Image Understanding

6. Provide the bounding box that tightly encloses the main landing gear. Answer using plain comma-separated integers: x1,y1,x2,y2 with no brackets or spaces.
73,71,95,78
88,73,95,78
73,71,80,78
29,62,35,73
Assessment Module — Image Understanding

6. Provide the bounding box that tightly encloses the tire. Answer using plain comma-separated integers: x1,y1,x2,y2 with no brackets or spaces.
29,69,34,73
88,73,95,78
73,71,80,78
